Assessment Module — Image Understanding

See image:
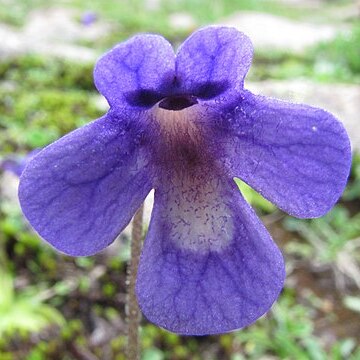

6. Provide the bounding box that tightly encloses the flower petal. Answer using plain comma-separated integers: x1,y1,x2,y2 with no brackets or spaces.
94,34,175,109
19,112,153,256
216,91,351,218
136,174,284,335
176,26,253,100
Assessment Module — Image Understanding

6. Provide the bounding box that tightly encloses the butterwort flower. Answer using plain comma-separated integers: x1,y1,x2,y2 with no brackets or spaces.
18,26,351,335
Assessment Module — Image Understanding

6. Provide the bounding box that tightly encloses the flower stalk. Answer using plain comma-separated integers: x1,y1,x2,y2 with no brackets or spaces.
126,204,144,360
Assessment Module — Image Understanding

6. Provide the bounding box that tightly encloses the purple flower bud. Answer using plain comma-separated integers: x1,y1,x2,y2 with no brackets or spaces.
81,11,97,26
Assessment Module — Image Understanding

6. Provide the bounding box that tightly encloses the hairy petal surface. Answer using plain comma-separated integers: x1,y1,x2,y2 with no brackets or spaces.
94,34,175,109
19,112,152,256
216,91,351,218
136,174,284,335
176,26,253,100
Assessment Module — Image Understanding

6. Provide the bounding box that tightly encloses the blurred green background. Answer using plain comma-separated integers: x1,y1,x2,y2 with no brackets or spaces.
0,0,359,359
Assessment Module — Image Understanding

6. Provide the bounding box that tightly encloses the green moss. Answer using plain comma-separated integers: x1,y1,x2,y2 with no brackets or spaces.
173,345,189,358
314,23,360,77
110,335,126,352
250,24,360,83
0,55,103,152
0,87,102,150
102,282,117,297
0,55,95,90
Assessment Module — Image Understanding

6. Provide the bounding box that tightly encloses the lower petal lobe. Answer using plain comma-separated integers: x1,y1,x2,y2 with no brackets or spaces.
19,112,152,256
136,173,284,335
217,91,351,218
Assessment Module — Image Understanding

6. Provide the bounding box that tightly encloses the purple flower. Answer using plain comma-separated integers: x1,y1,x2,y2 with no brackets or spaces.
80,11,98,26
18,27,351,335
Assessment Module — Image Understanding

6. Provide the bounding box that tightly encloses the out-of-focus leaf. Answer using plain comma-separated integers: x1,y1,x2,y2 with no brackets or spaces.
0,270,65,338
0,271,14,310
142,347,165,360
235,179,275,213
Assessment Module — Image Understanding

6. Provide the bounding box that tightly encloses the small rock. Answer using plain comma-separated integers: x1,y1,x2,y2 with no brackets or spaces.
0,172,19,203
0,24,23,57
0,7,112,61
93,95,110,112
24,7,110,43
169,12,196,31
144,0,161,11
220,11,344,52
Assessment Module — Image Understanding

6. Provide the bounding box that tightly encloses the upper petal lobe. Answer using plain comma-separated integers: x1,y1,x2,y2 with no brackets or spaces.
214,91,351,218
176,26,253,100
94,34,175,109
19,112,153,256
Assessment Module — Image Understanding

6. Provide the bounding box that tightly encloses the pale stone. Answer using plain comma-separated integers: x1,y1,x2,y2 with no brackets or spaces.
220,12,344,52
169,12,196,31
0,7,112,61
